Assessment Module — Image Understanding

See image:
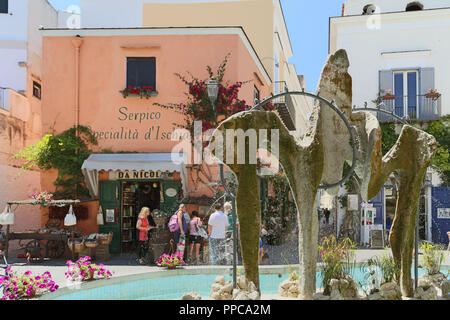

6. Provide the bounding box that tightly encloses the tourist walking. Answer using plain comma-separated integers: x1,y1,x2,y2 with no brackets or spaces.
258,223,269,264
224,201,239,264
208,203,229,265
188,211,203,265
136,207,155,265
324,208,331,224
172,204,188,244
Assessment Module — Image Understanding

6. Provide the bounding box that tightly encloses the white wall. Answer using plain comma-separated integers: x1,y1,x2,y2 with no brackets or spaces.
0,47,27,91
0,0,59,91
330,8,450,116
0,0,28,41
0,0,28,91
343,0,450,16
28,0,58,77
81,0,143,28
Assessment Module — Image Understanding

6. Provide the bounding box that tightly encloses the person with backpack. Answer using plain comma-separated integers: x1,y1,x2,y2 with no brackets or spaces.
169,204,188,247
188,211,203,265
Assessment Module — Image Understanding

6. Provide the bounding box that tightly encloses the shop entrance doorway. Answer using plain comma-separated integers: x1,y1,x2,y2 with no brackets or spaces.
121,181,160,252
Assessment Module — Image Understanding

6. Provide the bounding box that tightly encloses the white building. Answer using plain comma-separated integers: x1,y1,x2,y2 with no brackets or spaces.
0,0,78,111
330,0,449,120
0,0,79,252
329,0,450,244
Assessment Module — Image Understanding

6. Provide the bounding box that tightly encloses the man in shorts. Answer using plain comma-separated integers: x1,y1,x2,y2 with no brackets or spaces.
208,203,229,265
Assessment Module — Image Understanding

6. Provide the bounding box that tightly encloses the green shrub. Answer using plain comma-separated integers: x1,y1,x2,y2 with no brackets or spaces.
318,235,357,295
420,242,444,275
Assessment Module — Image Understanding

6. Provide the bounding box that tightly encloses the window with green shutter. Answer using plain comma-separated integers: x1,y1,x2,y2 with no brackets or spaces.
99,181,121,254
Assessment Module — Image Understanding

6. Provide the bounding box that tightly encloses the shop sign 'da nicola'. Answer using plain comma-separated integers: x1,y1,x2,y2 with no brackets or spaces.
115,170,172,180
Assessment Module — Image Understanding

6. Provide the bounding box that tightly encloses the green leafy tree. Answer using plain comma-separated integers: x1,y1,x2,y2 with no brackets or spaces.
425,115,450,186
13,126,98,199
380,116,450,186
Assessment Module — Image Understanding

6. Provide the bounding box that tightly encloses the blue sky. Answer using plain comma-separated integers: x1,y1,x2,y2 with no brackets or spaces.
48,0,343,92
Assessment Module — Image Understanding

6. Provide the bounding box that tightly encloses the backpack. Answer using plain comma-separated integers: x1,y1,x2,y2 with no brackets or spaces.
168,212,180,232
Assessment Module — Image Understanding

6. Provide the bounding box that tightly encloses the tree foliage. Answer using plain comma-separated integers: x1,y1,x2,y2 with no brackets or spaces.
13,125,98,199
380,116,450,187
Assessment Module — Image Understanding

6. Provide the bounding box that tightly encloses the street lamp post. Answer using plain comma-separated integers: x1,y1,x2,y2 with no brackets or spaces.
207,78,220,111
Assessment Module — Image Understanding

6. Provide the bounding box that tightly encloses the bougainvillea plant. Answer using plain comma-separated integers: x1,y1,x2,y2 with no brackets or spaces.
156,252,185,268
0,267,59,300
154,54,276,194
65,256,113,281
155,53,275,136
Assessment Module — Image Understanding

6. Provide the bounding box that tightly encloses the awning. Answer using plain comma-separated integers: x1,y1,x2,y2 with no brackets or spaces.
81,153,188,197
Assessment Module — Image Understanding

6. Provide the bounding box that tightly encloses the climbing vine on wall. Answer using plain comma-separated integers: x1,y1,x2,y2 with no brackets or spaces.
13,125,98,199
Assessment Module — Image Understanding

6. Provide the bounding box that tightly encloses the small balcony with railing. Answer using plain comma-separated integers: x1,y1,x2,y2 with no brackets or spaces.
377,92,442,122
273,81,296,131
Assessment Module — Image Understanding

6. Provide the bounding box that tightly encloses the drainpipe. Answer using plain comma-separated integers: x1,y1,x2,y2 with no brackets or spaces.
72,36,83,132
72,36,83,200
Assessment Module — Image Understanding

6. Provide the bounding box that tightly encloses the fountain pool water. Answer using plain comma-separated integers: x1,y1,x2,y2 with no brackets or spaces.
40,265,449,300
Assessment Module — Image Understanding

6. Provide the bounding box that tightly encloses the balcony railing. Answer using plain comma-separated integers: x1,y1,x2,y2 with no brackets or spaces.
377,94,441,122
0,88,10,111
273,81,296,131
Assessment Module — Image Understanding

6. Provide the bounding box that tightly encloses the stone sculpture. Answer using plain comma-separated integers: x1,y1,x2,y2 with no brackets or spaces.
208,49,437,299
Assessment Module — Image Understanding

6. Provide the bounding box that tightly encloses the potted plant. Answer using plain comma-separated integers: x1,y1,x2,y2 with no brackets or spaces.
156,252,185,269
382,89,395,100
31,191,53,205
120,86,158,99
425,88,440,99
0,268,59,300
65,256,113,281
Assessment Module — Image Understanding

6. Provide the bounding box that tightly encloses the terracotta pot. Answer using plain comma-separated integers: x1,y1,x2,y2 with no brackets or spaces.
27,289,36,298
425,93,440,99
85,270,95,281
167,265,177,270
382,95,395,100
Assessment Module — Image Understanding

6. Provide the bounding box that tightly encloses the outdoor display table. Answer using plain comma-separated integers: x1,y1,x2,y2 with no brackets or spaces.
3,199,97,261
7,232,69,261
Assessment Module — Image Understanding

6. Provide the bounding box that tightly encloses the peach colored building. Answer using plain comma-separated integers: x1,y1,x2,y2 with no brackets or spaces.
81,0,314,137
41,27,272,253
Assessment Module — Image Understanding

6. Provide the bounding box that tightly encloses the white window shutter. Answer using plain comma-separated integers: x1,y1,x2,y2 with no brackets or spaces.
379,70,393,95
419,68,435,118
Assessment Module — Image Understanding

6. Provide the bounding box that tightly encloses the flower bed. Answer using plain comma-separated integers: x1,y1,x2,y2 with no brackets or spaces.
0,267,59,300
